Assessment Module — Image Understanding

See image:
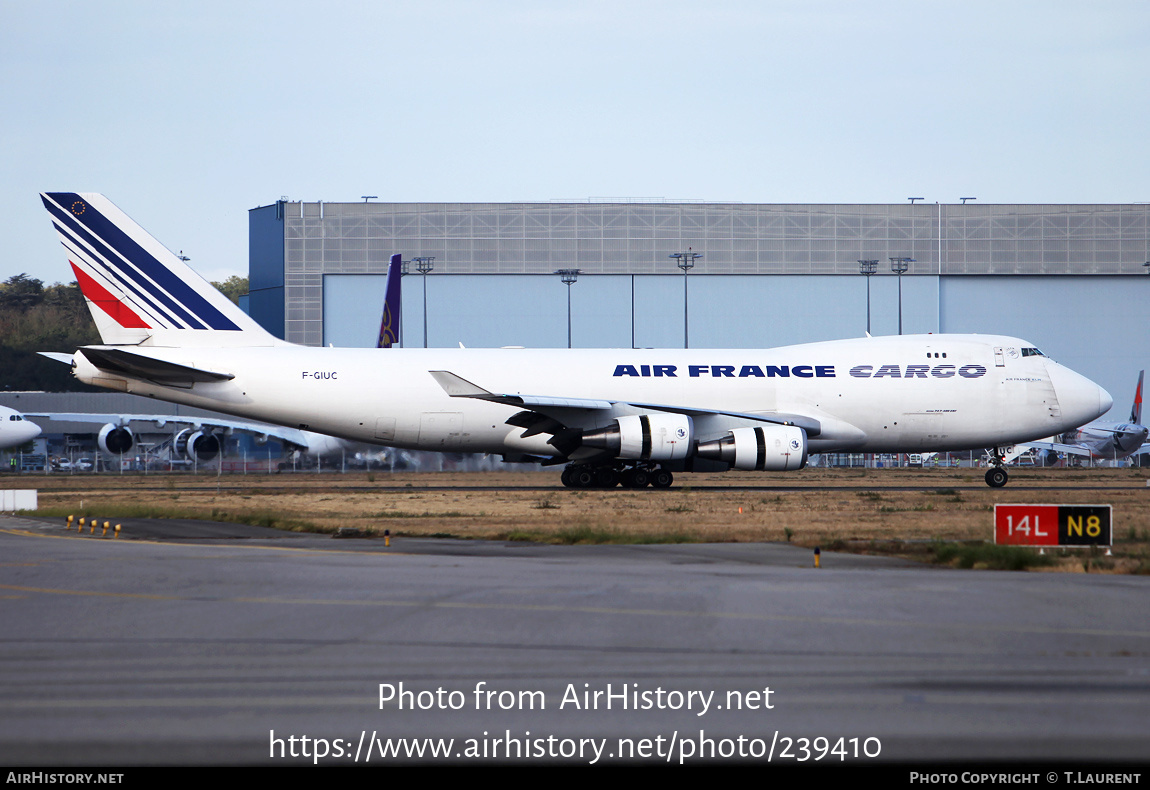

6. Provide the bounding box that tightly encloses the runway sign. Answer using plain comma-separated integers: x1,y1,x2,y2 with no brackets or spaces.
994,504,1111,547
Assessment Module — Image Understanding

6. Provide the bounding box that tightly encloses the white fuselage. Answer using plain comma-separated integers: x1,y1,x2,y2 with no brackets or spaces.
0,407,42,450
1064,423,1149,459
69,334,1111,458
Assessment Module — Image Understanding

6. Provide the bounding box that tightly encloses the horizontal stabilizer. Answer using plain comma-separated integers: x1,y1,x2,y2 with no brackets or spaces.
37,352,75,365
79,347,234,388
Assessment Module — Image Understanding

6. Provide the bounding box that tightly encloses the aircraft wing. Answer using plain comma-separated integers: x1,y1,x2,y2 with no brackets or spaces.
25,412,316,448
1020,440,1092,457
429,370,823,435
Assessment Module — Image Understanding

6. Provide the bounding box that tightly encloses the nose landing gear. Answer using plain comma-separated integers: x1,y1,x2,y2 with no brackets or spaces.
985,448,1009,487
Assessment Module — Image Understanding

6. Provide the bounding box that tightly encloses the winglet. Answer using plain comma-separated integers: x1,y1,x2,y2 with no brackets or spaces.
430,370,493,398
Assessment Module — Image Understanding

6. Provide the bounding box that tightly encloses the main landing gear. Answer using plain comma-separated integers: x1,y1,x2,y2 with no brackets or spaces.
985,448,1009,488
561,462,674,489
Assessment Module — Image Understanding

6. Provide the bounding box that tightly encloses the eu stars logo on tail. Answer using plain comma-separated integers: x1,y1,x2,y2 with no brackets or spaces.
39,192,281,348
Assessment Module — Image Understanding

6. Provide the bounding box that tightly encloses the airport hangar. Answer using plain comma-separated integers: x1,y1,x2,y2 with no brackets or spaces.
247,199,1149,410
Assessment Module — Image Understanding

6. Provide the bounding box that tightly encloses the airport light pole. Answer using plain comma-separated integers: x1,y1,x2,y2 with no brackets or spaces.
555,269,580,348
398,260,409,347
413,256,435,348
960,197,976,204
858,260,878,335
670,249,701,348
889,257,913,335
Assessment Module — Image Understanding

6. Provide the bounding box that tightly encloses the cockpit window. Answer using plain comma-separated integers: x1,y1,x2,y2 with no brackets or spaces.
1021,347,1045,357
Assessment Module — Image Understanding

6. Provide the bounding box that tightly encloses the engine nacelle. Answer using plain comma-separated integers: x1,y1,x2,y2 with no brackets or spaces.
696,425,807,471
97,424,135,455
174,428,221,462
582,413,693,461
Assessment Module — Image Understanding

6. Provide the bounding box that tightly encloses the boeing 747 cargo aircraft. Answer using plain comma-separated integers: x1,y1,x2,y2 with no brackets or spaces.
39,192,1113,488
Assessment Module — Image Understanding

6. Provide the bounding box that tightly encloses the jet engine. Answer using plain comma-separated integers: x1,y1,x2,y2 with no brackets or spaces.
581,413,693,461
174,428,222,462
97,424,135,455
696,425,807,471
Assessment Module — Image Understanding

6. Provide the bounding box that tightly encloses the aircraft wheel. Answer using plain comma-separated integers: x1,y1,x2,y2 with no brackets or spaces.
985,467,1008,488
595,467,621,488
629,469,651,488
651,468,673,488
561,467,574,488
572,467,596,488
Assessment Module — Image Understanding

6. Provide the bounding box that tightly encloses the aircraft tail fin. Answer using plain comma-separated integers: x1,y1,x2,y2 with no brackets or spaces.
40,192,282,348
377,253,402,348
1131,370,1144,425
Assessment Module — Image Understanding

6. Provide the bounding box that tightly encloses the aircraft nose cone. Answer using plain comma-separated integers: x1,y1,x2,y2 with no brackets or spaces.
1098,386,1113,417
1047,363,1112,428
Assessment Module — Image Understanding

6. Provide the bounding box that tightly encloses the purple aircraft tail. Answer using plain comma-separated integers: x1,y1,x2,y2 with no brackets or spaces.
1131,370,1144,425
377,254,402,348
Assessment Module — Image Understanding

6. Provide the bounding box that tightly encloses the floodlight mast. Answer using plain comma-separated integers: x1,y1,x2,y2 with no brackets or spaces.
669,250,701,348
889,257,914,335
555,269,580,348
413,256,435,347
858,259,878,334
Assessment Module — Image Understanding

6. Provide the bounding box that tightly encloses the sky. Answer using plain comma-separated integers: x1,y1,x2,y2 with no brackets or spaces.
4,1,1149,285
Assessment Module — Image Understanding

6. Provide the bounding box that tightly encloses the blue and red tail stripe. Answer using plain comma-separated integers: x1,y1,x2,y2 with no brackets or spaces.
42,193,240,331
50,207,182,328
70,262,151,329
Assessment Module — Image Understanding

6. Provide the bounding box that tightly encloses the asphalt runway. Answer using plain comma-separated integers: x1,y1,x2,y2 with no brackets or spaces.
1,514,1147,767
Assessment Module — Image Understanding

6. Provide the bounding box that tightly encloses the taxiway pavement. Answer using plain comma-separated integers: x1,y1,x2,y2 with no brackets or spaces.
1,515,1146,766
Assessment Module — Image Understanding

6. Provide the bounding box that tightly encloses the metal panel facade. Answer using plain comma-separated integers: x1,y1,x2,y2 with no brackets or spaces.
254,201,1150,345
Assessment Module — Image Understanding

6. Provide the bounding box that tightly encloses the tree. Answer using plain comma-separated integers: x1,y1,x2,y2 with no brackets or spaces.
212,276,248,305
0,277,100,391
0,274,45,311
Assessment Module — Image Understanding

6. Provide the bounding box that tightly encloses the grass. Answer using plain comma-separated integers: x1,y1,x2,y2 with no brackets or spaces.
35,503,320,532
368,510,481,518
22,467,1150,570
497,524,698,545
553,525,697,545
929,541,1055,571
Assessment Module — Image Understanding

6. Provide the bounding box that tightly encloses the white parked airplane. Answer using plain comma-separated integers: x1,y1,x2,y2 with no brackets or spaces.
22,411,358,461
39,192,1114,488
1022,370,1148,464
0,407,42,450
